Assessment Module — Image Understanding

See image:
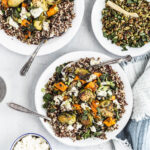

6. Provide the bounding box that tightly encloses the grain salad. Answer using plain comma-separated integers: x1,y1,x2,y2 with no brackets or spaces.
0,0,75,44
42,58,127,140
102,0,150,50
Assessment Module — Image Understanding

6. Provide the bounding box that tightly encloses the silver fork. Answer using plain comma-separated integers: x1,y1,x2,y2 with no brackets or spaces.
20,39,46,76
95,55,132,67
62,55,132,72
7,102,51,121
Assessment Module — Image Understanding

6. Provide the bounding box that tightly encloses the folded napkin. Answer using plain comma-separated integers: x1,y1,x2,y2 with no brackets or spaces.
111,53,150,150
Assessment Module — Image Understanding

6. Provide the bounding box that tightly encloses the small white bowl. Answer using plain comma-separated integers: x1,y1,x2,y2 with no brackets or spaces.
10,133,52,150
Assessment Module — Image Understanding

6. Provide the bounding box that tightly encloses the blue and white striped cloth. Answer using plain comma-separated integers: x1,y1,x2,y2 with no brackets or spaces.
114,53,150,150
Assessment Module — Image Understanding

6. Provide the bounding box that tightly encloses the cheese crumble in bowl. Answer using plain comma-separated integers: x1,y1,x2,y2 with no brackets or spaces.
10,133,51,150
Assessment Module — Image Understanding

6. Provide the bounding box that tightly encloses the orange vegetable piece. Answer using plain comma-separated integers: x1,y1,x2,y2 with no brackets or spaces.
94,72,102,77
85,81,98,91
47,5,59,17
91,100,99,108
21,19,30,27
103,117,116,127
22,3,27,8
73,104,82,113
91,105,97,115
2,0,8,8
111,96,116,100
64,95,69,100
80,80,86,84
24,31,31,39
91,100,99,117
73,104,81,110
74,76,86,84
74,76,79,81
54,82,68,92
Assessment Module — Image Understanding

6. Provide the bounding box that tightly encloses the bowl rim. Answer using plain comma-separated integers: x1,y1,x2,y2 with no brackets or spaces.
10,133,52,150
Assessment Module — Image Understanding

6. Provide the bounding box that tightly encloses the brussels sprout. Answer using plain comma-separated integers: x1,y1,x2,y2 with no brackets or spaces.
47,0,55,5
39,14,46,22
80,113,93,126
47,0,61,5
58,113,76,125
99,100,112,107
75,68,90,80
107,103,114,111
99,86,109,91
79,89,95,102
101,108,113,118
32,0,48,11
8,0,24,7
34,20,42,31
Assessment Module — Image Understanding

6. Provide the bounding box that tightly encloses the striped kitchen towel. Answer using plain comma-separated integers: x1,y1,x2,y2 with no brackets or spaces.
112,52,150,150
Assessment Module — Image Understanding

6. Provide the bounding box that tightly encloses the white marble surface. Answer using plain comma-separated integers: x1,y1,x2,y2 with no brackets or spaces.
0,0,115,149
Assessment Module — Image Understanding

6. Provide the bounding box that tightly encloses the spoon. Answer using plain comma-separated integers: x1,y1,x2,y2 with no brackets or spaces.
20,39,46,76
107,1,139,18
7,102,51,121
0,77,6,102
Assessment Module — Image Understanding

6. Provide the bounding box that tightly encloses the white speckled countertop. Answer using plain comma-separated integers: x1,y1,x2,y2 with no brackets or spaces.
0,0,114,149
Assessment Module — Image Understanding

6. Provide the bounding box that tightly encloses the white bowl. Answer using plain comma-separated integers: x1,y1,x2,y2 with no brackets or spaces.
10,133,52,150
35,51,133,147
0,0,85,56
91,0,150,57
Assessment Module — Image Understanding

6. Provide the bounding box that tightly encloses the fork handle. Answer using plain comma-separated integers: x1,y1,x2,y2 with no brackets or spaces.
20,55,35,76
7,102,51,121
20,40,45,76
99,55,132,67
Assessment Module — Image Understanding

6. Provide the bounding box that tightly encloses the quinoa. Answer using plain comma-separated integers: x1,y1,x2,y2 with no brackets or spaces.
102,0,150,50
0,0,75,45
42,58,127,140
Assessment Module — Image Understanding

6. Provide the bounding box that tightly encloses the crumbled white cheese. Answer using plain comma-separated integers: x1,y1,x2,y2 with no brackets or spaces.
68,87,79,97
20,7,28,20
90,126,96,132
61,99,72,111
96,89,107,97
30,7,44,18
97,121,103,126
107,90,112,96
61,78,65,82
0,10,3,15
101,82,107,86
50,31,55,38
77,81,82,88
90,59,101,66
43,22,49,31
86,74,97,82
81,103,91,110
8,17,19,29
54,95,63,105
68,77,74,83
67,125,74,131
13,135,50,150
76,122,82,130
113,99,121,109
